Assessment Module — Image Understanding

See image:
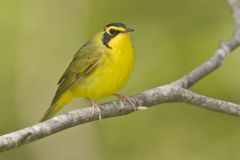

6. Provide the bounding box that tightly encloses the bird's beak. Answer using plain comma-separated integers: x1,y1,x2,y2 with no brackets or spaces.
122,27,135,33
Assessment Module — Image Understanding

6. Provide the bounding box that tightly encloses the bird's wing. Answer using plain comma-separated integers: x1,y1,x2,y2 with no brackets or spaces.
51,42,103,105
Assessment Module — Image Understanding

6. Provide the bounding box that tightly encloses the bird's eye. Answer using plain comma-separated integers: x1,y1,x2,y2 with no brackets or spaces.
109,29,119,36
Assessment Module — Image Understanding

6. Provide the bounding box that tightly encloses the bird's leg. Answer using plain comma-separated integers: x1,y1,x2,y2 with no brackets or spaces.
114,93,136,110
87,98,104,120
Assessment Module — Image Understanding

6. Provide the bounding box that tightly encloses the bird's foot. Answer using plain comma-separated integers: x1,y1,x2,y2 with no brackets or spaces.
114,93,136,110
88,99,104,120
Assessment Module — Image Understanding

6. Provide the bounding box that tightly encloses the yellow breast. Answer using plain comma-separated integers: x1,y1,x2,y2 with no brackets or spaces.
71,33,134,99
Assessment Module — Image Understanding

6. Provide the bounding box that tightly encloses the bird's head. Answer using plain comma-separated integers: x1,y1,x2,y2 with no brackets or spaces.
102,23,134,48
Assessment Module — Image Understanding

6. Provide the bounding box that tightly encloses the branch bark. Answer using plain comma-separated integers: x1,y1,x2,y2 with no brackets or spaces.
1,0,240,153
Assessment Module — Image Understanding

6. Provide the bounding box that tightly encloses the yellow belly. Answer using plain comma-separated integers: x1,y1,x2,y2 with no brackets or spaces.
71,37,134,99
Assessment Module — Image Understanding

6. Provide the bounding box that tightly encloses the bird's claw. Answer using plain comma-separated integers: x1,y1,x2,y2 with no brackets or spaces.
88,99,103,120
114,93,136,110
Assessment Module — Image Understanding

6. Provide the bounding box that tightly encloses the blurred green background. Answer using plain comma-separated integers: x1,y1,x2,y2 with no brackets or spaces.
1,0,240,159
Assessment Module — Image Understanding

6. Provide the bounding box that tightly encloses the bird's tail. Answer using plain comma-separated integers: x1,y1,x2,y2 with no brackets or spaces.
40,92,74,122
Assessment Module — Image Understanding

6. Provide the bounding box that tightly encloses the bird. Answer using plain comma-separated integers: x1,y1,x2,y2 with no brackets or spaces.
40,23,135,122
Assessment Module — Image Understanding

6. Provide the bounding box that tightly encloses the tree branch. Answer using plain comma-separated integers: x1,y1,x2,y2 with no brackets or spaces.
1,0,240,153
172,0,240,89
176,88,240,116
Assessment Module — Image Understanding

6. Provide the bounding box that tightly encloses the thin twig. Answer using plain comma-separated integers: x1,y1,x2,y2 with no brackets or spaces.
176,88,240,116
